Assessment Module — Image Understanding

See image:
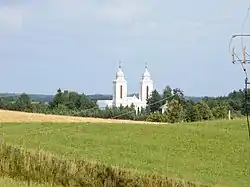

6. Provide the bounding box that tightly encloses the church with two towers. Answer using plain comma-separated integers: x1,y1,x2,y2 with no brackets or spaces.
97,63,154,112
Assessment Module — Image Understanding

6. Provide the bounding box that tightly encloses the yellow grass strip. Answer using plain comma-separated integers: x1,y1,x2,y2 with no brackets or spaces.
0,110,162,124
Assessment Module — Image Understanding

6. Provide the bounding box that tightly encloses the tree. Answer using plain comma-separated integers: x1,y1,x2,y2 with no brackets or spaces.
0,98,5,109
32,102,49,114
146,89,162,113
194,101,213,121
79,93,97,110
165,99,184,123
172,88,185,105
184,100,197,122
162,86,172,103
49,88,63,108
15,93,31,111
64,91,81,110
212,102,229,119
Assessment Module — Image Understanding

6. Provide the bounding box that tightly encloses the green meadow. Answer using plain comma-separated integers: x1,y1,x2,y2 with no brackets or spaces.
0,119,249,187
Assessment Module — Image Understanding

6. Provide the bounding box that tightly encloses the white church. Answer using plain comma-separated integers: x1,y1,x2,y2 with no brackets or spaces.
97,63,154,112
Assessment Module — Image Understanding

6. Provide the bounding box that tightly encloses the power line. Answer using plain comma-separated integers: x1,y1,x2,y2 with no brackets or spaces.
229,3,250,139
24,94,175,136
110,94,175,120
240,4,250,51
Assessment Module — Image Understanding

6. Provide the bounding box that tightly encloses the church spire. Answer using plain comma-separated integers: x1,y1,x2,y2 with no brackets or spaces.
119,60,122,69
116,60,124,79
142,62,150,78
140,62,153,103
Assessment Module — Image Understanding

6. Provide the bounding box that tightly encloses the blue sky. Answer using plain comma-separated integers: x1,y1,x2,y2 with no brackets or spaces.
0,0,249,96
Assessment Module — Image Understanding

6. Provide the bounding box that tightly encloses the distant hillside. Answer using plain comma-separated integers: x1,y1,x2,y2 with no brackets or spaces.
0,93,202,103
0,93,54,103
0,93,112,102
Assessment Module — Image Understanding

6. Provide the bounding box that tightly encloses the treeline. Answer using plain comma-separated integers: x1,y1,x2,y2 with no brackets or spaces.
146,86,245,123
0,89,145,121
0,86,247,123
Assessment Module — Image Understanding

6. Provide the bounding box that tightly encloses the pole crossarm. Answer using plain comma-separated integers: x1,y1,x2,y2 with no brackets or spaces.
230,34,250,139
231,34,250,38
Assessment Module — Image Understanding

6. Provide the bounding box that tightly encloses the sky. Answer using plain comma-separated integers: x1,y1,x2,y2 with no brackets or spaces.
0,0,250,97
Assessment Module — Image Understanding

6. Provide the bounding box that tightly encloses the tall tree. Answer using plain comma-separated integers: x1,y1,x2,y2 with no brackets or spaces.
172,88,185,105
49,88,63,108
15,93,31,111
195,101,213,121
162,86,172,101
165,99,184,123
79,93,97,110
184,100,196,122
146,89,162,113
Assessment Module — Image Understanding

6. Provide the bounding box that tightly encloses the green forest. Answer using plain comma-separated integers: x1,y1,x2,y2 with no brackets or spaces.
0,86,247,123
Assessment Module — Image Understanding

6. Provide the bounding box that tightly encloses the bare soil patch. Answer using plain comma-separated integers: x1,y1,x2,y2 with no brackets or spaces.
0,110,159,124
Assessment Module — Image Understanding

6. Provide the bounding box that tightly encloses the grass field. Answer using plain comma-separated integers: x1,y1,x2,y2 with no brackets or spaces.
0,109,158,124
0,118,249,187
0,177,57,187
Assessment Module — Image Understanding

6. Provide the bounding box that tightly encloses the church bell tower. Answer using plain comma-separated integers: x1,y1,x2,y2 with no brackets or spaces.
112,62,127,107
140,63,153,106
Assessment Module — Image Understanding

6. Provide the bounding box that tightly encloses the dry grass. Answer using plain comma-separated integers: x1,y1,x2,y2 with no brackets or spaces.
0,142,209,187
0,177,57,187
0,109,160,124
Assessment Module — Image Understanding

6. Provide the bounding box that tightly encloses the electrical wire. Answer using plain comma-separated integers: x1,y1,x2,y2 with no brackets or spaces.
231,40,250,139
229,3,250,139
25,94,175,136
241,3,250,139
110,94,175,120
240,4,250,51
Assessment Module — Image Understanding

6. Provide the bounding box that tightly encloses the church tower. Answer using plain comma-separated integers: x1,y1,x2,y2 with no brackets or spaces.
140,63,153,106
112,62,127,107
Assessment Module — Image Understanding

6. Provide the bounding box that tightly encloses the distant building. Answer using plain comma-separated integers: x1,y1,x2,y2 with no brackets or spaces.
159,101,168,114
97,63,154,113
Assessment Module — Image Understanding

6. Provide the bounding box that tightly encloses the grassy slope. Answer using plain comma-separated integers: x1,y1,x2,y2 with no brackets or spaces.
0,177,56,187
0,120,249,187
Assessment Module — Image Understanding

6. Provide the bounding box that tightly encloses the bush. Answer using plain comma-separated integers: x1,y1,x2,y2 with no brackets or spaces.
146,111,167,122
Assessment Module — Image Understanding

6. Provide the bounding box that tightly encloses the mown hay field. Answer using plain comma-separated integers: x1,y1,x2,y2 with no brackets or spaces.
0,114,249,187
0,109,158,124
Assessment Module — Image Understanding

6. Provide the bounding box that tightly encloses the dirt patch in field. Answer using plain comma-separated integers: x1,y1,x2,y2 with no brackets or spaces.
0,110,161,124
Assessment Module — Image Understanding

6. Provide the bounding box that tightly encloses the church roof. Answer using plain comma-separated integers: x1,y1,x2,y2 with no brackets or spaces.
116,67,124,78
116,62,124,79
142,62,151,79
143,68,150,77
160,101,168,109
127,95,140,102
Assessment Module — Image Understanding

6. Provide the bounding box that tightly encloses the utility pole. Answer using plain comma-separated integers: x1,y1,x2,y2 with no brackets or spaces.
228,110,231,120
230,34,250,138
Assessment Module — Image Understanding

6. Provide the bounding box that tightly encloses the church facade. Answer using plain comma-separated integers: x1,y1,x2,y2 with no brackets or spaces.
97,64,154,112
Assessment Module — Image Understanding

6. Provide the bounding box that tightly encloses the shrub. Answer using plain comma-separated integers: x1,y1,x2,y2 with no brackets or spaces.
146,111,167,122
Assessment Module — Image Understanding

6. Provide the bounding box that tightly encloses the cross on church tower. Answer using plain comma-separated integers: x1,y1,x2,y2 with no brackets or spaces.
119,60,122,68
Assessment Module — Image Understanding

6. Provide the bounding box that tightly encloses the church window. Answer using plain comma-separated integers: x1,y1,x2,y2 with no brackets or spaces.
120,85,123,99
146,86,149,99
